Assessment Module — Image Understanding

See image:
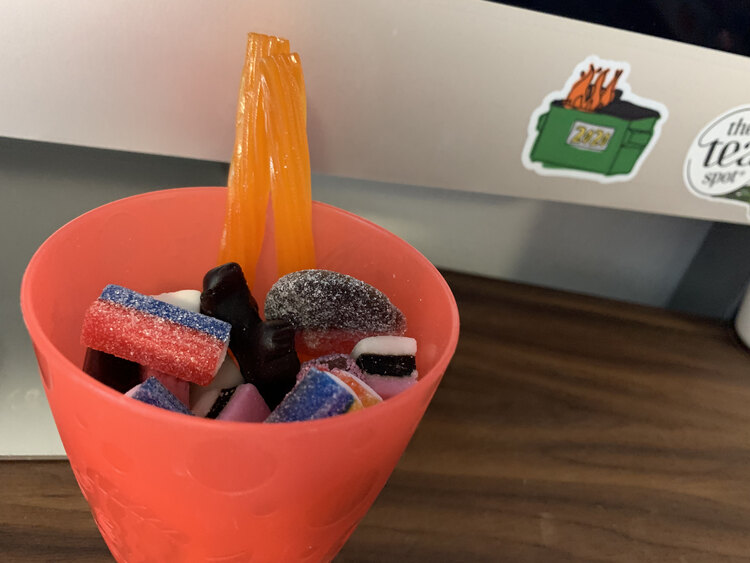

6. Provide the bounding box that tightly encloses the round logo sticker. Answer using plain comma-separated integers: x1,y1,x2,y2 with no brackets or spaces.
684,106,750,215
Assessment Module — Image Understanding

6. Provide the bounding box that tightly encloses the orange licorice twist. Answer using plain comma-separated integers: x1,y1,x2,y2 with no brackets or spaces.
259,53,316,278
218,33,290,286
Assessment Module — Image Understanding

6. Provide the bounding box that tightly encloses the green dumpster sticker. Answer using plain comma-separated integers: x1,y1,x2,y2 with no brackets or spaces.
522,56,668,183
684,106,750,220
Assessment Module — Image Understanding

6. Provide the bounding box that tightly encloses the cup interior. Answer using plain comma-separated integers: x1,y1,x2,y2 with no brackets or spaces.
22,187,459,418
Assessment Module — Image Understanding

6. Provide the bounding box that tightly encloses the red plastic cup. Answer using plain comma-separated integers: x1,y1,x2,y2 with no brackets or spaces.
21,187,459,562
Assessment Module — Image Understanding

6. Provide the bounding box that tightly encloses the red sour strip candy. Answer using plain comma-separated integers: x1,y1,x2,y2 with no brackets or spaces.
82,300,228,385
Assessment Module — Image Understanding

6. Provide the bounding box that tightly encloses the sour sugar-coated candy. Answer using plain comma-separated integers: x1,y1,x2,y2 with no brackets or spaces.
350,336,418,399
266,368,362,423
82,348,141,394
296,353,366,382
264,269,406,357
330,368,382,408
81,285,231,385
128,376,192,415
264,270,406,333
201,263,298,409
150,288,203,405
148,288,206,405
217,383,271,422
141,366,190,408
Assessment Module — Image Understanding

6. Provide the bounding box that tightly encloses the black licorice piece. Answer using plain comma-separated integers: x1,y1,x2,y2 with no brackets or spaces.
246,320,300,408
200,263,299,409
82,348,141,393
201,262,260,322
355,354,416,377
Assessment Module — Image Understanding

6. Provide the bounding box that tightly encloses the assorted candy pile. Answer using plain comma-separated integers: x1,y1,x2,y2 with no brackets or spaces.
78,32,420,422
80,264,418,422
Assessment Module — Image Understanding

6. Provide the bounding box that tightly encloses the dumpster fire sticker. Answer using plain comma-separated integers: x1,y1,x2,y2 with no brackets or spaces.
684,106,750,220
522,56,668,183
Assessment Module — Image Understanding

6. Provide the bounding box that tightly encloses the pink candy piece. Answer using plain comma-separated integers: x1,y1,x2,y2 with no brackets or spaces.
141,367,190,407
359,373,418,400
217,384,271,422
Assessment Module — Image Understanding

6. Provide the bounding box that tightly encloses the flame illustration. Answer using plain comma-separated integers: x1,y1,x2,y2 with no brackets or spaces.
562,65,623,112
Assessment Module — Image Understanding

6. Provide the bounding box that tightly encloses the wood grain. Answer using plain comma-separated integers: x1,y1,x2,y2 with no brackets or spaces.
3,271,750,562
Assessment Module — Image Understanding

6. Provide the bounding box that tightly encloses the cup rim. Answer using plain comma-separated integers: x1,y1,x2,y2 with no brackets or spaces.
20,186,460,431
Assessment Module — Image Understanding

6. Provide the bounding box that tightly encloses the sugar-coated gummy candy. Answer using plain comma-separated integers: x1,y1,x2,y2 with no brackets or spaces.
148,289,203,406
201,263,298,409
82,348,141,394
295,329,364,359
266,368,362,423
296,353,366,382
140,366,190,408
330,368,382,408
264,269,406,357
264,269,406,333
128,376,192,415
81,285,231,385
217,383,271,422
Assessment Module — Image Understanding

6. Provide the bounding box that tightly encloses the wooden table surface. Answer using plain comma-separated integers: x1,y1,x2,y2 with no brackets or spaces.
3,271,750,562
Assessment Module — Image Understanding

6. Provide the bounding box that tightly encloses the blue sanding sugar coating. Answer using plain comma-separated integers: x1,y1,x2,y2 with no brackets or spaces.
266,368,354,423
131,377,192,415
100,285,230,341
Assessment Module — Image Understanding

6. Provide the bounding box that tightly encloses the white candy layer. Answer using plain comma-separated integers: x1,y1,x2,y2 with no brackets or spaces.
191,388,221,417
153,289,201,313
351,336,417,359
189,356,244,409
